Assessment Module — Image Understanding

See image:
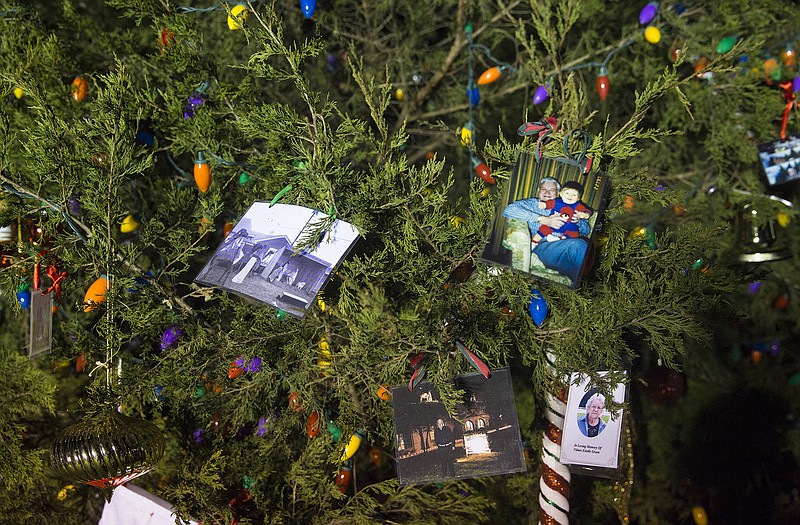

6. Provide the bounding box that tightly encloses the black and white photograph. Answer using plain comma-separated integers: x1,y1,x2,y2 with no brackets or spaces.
757,134,800,187
194,202,359,317
391,367,526,485
479,150,609,288
560,372,627,470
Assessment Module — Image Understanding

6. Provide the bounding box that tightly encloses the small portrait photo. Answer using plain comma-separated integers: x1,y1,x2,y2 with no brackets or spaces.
391,367,526,485
194,202,359,318
757,134,800,187
480,150,609,288
560,372,627,470
576,390,608,438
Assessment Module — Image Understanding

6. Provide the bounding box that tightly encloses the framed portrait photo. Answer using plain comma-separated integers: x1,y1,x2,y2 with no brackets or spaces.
194,202,359,318
391,367,526,485
560,371,627,470
757,134,800,188
480,148,609,288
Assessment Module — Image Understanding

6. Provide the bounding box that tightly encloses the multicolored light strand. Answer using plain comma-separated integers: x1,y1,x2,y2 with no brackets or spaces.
462,22,517,185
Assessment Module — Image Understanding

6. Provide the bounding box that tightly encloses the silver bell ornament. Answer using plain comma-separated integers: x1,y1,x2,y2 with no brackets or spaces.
50,407,165,501
735,203,790,263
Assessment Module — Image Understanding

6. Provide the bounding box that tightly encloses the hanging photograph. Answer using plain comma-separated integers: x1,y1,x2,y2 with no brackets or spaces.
756,133,800,187
194,202,360,318
480,141,609,288
391,367,526,485
28,290,53,358
560,372,627,470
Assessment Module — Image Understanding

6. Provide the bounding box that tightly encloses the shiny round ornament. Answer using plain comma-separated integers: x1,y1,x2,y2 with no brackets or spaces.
50,409,165,498
227,5,248,30
644,26,661,45
777,212,791,227
71,76,88,102
395,88,404,102
13,87,23,99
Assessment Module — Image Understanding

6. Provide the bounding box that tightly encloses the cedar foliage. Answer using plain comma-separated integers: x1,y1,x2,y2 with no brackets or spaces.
0,1,799,523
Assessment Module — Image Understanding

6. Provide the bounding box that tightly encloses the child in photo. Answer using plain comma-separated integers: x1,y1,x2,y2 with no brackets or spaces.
531,181,593,248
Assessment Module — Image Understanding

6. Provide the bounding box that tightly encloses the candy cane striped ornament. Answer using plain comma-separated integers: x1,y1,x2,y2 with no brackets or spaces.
539,354,571,525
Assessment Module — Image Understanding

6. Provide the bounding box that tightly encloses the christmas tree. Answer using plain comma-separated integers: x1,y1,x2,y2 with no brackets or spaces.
1,1,799,524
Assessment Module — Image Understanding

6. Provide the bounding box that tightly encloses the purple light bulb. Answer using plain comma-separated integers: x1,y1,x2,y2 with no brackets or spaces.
533,85,549,105
639,2,658,25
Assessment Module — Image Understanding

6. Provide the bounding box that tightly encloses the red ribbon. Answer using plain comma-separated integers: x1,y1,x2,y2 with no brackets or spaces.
779,81,796,140
517,116,558,141
43,264,67,298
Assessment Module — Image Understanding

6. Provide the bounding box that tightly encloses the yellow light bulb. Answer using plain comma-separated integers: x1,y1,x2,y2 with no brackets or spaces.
227,5,248,30
341,430,364,461
460,124,474,147
644,26,662,44
120,214,140,233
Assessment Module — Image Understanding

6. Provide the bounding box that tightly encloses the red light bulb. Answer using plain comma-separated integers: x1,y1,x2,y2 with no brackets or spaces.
471,157,496,184
596,67,609,101
335,464,352,493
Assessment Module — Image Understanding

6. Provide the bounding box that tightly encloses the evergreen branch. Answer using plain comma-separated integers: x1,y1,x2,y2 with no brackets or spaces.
0,168,198,316
410,33,639,123
392,0,524,133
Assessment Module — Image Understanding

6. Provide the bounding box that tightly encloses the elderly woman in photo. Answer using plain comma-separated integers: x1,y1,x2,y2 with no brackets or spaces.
578,394,606,438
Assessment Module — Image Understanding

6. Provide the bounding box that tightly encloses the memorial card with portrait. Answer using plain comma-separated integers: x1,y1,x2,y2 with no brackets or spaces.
391,367,526,485
560,372,627,471
757,134,800,188
194,202,359,318
480,144,609,288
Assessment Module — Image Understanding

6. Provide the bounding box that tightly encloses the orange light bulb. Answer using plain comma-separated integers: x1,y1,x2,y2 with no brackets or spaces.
194,152,211,192
477,66,501,85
